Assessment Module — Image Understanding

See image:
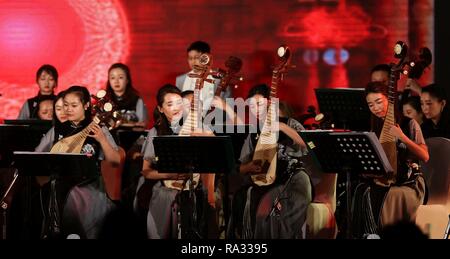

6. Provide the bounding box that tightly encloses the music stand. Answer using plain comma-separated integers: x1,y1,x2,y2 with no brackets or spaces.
153,136,235,174
315,88,371,131
115,129,148,152
299,130,393,238
13,152,98,177
10,151,98,239
153,136,235,239
212,124,255,234
4,119,52,129
0,122,52,167
212,124,255,161
0,169,18,240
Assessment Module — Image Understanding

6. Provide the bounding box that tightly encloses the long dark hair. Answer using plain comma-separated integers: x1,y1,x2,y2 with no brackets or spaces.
36,64,59,87
402,96,422,114
401,95,423,123
106,63,140,111
154,84,182,135
421,83,449,128
53,91,66,125
365,81,404,137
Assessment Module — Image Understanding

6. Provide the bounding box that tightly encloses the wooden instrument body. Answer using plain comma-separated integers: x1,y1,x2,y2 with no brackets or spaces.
164,55,213,191
375,41,431,186
50,121,96,154
251,46,292,186
377,83,399,186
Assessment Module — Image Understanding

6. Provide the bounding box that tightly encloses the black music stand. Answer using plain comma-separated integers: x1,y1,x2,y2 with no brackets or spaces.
0,122,52,167
299,130,393,239
11,151,98,239
212,124,256,161
212,124,255,234
153,136,235,239
315,88,371,131
115,129,148,152
13,152,98,177
3,119,52,128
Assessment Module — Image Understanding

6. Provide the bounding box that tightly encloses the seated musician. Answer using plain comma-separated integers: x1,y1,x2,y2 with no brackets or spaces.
420,83,449,139
228,84,312,239
105,63,149,128
134,84,216,239
32,85,121,239
351,81,429,238
35,96,55,121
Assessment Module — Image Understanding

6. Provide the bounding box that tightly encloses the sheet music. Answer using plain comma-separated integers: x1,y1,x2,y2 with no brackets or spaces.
362,132,395,174
329,131,394,174
299,130,394,176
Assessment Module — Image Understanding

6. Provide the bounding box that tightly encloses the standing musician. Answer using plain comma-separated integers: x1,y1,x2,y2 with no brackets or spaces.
351,81,429,238
17,64,58,119
176,41,231,116
228,84,312,239
135,84,216,239
32,85,121,239
105,63,149,128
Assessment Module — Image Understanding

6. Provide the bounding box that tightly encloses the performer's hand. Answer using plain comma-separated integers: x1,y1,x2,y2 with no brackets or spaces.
278,122,288,132
242,160,263,175
211,96,226,110
405,78,422,94
88,124,107,143
389,124,406,141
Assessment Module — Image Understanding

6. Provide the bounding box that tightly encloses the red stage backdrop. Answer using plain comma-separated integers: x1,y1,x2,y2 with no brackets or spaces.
0,0,434,121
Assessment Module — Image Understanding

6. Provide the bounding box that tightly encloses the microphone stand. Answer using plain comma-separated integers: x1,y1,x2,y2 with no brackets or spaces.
444,215,450,239
267,159,303,219
1,169,19,240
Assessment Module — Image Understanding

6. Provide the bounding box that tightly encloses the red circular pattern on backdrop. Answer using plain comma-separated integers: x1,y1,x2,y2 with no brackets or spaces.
0,0,129,119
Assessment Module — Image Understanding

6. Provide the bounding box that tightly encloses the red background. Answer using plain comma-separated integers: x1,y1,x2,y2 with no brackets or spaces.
0,0,435,121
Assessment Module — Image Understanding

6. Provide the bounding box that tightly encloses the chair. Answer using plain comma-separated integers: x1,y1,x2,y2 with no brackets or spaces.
101,147,126,201
304,155,338,239
415,137,450,239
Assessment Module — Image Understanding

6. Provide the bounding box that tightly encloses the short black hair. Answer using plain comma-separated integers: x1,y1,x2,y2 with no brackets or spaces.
181,90,194,98
370,64,391,75
247,84,270,99
187,41,210,54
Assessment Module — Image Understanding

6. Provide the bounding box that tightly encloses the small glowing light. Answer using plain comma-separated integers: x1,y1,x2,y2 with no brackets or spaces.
277,46,286,57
